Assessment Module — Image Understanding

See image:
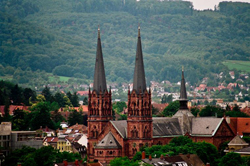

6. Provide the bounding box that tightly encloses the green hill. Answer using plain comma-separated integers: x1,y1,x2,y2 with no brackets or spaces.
1,0,250,88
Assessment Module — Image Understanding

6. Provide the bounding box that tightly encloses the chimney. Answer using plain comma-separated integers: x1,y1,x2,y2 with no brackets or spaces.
160,154,164,160
75,159,79,166
63,159,68,166
149,155,152,161
17,162,22,166
142,151,145,159
206,163,210,166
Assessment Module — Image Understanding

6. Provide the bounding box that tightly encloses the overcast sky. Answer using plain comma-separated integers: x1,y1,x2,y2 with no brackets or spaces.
188,0,250,10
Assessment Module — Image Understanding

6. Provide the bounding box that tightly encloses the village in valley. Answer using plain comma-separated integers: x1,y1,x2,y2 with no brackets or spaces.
2,0,250,166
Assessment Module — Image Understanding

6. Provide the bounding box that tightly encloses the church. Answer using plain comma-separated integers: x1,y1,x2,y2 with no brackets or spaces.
87,26,235,164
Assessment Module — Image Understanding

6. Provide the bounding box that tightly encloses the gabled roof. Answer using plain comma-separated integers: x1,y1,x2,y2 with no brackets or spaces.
227,117,250,136
43,136,58,143
95,132,121,149
191,117,223,136
153,117,182,137
93,27,107,94
132,26,146,94
111,120,127,138
228,135,249,146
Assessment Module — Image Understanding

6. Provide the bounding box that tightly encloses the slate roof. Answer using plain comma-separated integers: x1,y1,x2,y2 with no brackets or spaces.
153,117,182,137
111,120,127,138
111,118,183,139
133,26,146,94
93,27,107,94
95,132,122,149
180,70,187,100
235,146,250,153
191,117,223,136
173,109,194,118
228,135,249,146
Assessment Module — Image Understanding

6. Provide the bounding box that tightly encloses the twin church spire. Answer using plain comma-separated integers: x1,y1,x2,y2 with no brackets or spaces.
93,26,107,94
132,25,147,94
93,25,147,94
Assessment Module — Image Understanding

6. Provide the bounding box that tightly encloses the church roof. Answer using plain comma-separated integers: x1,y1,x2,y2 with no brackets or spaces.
191,117,223,136
93,27,107,94
95,132,121,149
111,120,127,138
228,135,249,146
180,69,187,100
132,26,146,94
152,117,182,137
173,109,194,118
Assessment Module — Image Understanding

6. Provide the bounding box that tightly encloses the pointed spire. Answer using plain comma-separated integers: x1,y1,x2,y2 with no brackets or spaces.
138,23,140,37
98,25,100,39
133,25,146,94
180,66,187,100
93,26,107,94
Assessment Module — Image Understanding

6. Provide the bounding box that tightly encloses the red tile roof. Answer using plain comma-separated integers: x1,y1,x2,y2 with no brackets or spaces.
0,105,30,116
228,117,250,135
43,136,58,143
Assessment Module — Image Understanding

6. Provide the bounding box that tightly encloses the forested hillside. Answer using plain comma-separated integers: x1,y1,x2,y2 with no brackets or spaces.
1,0,250,88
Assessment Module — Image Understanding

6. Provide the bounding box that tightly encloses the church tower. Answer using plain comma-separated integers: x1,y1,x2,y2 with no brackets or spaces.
127,26,152,158
87,27,112,161
173,68,194,134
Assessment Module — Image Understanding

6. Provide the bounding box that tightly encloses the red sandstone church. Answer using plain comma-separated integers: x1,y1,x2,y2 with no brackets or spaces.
87,26,235,164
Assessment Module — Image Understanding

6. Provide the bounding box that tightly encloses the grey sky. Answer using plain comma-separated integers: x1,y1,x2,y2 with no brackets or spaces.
188,0,250,10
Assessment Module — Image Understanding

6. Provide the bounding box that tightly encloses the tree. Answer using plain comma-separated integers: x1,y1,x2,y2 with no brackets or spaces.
113,102,127,113
169,136,192,146
23,88,36,106
29,102,55,130
10,84,23,105
3,99,11,122
3,146,36,166
83,97,88,105
42,86,52,102
199,105,224,117
54,92,64,107
110,157,139,166
22,158,37,166
191,107,199,117
33,146,57,166
162,101,180,117
12,108,27,130
71,92,79,107
219,152,242,166
68,109,83,126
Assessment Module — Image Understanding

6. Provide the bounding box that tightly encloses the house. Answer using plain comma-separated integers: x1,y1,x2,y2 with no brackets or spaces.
224,135,249,153
87,27,235,164
226,117,250,136
77,91,89,96
55,159,85,166
0,105,30,117
43,135,72,152
141,152,205,166
62,123,88,135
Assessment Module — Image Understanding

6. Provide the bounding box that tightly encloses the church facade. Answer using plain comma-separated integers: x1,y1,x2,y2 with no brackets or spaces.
87,27,235,164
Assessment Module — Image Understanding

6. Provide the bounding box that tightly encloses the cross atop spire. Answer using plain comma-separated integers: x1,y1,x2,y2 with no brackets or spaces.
133,26,146,94
98,25,100,39
138,23,140,37
93,26,107,94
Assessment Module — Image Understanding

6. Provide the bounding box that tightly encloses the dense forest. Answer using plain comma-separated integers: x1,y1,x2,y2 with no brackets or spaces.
1,0,250,88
